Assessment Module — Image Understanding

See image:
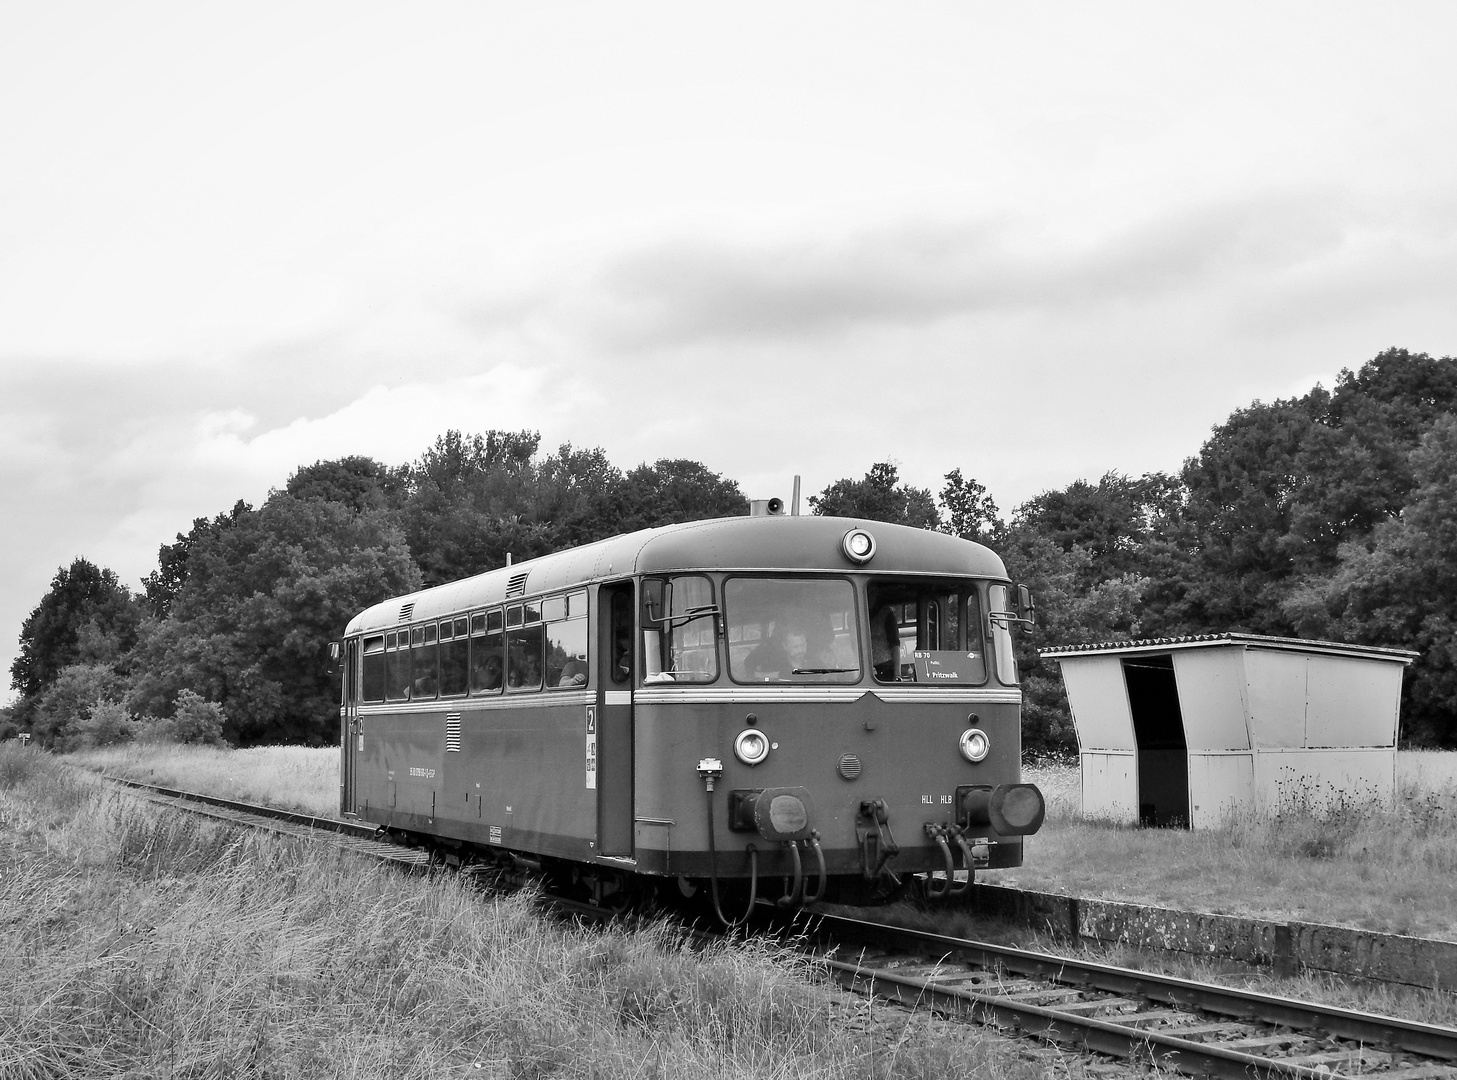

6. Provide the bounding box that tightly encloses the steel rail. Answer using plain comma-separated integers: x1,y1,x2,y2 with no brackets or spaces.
822,957,1340,1080
102,775,436,871
105,775,381,839
805,911,1457,1072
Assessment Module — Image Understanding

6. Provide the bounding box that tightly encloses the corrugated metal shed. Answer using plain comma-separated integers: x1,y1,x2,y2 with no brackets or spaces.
1041,634,1418,828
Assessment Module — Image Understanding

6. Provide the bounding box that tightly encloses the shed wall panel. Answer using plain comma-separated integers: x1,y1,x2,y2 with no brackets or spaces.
1079,751,1137,823
1172,649,1250,752
1303,656,1402,748
1187,753,1254,828
1252,748,1396,810
1244,651,1308,749
1060,657,1135,752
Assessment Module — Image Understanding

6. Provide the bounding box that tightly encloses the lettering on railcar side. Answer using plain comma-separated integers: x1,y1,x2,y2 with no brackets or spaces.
585,706,598,789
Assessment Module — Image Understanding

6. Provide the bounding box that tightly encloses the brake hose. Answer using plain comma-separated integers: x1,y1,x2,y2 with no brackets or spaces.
704,784,757,927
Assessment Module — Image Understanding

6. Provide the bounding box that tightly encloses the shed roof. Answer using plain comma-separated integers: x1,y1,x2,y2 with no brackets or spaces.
1041,632,1417,664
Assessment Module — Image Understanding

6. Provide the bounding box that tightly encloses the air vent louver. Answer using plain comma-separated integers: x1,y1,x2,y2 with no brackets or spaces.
445,713,462,753
398,603,415,623
505,572,529,598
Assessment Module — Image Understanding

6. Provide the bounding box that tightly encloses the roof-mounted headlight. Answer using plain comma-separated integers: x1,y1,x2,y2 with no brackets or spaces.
841,528,877,565
733,727,771,766
959,727,990,763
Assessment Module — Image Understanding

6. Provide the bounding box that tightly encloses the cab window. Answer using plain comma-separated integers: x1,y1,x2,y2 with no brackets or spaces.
641,575,719,683
867,581,988,686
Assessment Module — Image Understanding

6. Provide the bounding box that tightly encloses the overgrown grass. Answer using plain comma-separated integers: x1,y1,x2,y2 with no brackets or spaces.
4,743,1065,1080
61,742,1457,937
998,751,1457,939
68,742,339,816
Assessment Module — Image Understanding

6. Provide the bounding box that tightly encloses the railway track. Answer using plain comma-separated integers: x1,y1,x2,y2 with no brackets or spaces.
106,776,435,870
797,912,1457,1079
109,775,1457,1079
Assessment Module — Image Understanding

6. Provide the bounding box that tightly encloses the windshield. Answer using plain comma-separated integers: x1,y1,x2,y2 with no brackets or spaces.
867,580,988,686
726,577,861,683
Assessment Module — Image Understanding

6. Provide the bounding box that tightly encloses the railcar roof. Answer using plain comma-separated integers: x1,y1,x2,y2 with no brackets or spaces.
344,515,1008,636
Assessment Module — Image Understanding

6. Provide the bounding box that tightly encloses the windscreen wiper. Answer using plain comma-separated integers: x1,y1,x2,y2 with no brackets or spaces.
791,667,857,674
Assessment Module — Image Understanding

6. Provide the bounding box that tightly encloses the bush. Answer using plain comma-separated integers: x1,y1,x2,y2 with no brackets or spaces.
68,700,137,749
136,689,229,747
30,663,129,748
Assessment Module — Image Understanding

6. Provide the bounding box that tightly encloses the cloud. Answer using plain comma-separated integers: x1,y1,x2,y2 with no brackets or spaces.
467,192,1364,352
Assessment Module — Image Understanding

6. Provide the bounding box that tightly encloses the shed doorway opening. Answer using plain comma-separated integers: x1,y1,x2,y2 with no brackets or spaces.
1122,655,1189,827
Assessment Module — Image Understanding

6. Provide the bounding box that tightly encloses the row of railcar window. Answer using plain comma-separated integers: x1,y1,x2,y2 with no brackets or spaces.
357,575,1019,702
360,590,589,703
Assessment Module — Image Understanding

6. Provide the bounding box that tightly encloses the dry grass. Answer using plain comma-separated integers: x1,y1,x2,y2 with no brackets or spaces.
4,743,1071,1080
64,743,1457,938
68,742,340,817
989,751,1457,940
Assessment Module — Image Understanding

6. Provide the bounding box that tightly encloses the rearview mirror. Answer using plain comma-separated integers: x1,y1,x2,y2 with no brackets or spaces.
1016,585,1037,631
642,579,667,626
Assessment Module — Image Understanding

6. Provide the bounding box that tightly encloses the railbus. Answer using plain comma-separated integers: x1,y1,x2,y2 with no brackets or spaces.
336,511,1044,917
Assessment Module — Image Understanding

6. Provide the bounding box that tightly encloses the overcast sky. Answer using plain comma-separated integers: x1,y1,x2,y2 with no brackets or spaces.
4,1,1457,701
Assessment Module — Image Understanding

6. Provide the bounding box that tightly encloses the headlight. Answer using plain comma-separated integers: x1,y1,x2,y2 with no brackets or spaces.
733,727,771,766
958,727,990,763
841,528,877,564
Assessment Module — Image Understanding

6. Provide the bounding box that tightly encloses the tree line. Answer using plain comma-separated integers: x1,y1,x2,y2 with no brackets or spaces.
6,347,1456,751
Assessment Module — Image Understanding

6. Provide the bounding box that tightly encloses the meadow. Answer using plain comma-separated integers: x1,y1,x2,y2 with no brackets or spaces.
72,743,1457,941
996,752,1457,941
1,742,1062,1080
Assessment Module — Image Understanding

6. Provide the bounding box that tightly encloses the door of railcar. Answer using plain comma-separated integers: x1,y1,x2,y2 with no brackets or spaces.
340,638,360,816
596,583,635,855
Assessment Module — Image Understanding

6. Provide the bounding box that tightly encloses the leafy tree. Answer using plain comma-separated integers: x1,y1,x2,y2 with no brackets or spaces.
809,463,939,528
129,493,420,745
286,456,405,513
1285,349,1457,569
143,500,254,618
399,429,549,583
613,459,748,533
1000,530,1148,754
1163,396,1322,633
1282,413,1457,745
1159,349,1457,639
938,469,1002,543
11,558,141,702
1013,472,1181,578
534,443,627,548
399,432,749,583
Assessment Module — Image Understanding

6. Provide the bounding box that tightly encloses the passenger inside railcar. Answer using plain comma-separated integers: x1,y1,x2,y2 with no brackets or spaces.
471,652,503,692
871,605,900,682
557,655,587,686
743,624,806,678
